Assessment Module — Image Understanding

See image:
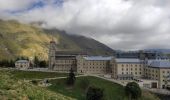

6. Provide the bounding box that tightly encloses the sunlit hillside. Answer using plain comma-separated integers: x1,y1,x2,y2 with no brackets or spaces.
0,20,115,60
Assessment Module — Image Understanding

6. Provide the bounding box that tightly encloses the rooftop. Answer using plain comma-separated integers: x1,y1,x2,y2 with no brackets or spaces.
115,58,142,63
83,56,113,61
16,60,29,63
149,60,170,68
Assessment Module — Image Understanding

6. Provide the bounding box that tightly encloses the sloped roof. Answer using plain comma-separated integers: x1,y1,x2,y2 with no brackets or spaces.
83,56,113,61
149,60,170,68
115,58,142,63
16,60,29,63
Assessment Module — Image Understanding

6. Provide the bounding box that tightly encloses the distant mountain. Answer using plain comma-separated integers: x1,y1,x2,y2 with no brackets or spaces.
143,49,170,54
44,29,115,55
0,20,115,60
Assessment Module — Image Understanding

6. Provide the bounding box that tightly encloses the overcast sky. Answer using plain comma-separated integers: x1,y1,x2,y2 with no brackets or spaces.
0,0,170,50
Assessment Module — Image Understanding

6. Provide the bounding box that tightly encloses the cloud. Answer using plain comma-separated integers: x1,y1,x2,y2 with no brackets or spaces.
0,0,170,50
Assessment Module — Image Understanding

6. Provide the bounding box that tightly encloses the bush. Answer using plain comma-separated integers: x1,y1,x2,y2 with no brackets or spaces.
31,80,39,85
86,86,104,100
66,68,76,86
125,82,141,100
79,78,90,90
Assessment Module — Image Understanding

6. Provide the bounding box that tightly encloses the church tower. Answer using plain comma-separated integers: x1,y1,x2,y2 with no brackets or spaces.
49,39,57,70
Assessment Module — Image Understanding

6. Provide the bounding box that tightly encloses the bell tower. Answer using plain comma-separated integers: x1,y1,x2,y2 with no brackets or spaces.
49,35,57,70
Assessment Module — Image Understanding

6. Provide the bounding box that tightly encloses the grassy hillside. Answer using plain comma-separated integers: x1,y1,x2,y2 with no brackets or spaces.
0,70,74,100
0,20,115,60
48,76,160,100
0,20,51,60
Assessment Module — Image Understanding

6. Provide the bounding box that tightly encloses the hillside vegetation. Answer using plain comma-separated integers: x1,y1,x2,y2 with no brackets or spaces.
0,20,115,60
48,76,160,100
0,70,74,100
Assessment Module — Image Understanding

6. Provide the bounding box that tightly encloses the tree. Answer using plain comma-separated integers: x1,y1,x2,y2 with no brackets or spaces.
66,68,76,86
86,86,104,100
39,60,47,68
34,56,39,67
9,60,15,67
125,82,141,100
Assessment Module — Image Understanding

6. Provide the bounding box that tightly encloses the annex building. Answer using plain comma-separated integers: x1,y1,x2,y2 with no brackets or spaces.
49,40,170,89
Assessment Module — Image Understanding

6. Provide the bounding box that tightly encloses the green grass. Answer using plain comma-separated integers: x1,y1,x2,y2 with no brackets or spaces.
48,76,126,100
47,76,160,100
0,70,74,100
10,70,68,79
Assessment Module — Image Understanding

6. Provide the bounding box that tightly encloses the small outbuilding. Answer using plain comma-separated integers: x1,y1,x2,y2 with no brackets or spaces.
15,60,30,69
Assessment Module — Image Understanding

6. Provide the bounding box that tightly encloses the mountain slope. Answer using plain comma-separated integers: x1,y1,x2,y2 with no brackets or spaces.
0,20,115,60
44,29,115,55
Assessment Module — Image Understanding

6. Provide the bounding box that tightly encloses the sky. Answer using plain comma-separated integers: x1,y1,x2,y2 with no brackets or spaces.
0,0,170,50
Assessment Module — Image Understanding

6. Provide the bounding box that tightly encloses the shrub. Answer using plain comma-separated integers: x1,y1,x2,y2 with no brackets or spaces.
66,68,76,86
86,86,104,100
125,82,141,100
31,80,39,85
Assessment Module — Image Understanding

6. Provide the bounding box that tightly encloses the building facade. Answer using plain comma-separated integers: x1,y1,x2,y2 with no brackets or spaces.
77,56,113,74
144,60,170,88
111,58,144,80
48,41,170,89
49,40,86,72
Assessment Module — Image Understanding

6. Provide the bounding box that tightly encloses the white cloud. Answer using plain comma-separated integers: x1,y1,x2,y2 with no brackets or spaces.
0,0,37,11
0,0,170,50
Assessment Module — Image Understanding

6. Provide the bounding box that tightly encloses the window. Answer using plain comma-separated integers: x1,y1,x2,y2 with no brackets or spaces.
122,68,124,71
122,72,124,74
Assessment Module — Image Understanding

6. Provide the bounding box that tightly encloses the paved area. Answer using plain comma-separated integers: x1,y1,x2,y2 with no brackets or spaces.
27,74,87,81
90,74,170,95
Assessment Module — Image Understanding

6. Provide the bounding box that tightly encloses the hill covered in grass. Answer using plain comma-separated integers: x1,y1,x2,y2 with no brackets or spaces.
0,70,74,100
0,20,115,60
48,76,160,100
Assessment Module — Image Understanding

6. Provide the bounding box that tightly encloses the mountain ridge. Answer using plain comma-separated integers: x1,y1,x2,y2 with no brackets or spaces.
0,20,115,60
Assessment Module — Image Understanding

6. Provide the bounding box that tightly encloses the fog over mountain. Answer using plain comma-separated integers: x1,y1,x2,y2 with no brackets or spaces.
0,0,170,50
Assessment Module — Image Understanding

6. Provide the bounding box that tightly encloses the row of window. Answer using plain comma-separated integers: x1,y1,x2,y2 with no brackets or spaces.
83,63,106,66
145,73,158,77
121,64,142,67
122,68,142,71
122,72,142,75
55,60,76,63
83,66,105,69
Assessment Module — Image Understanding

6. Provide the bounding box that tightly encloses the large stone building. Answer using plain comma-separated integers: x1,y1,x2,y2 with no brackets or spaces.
49,40,86,72
144,60,170,88
48,40,170,89
77,56,113,74
111,58,144,80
